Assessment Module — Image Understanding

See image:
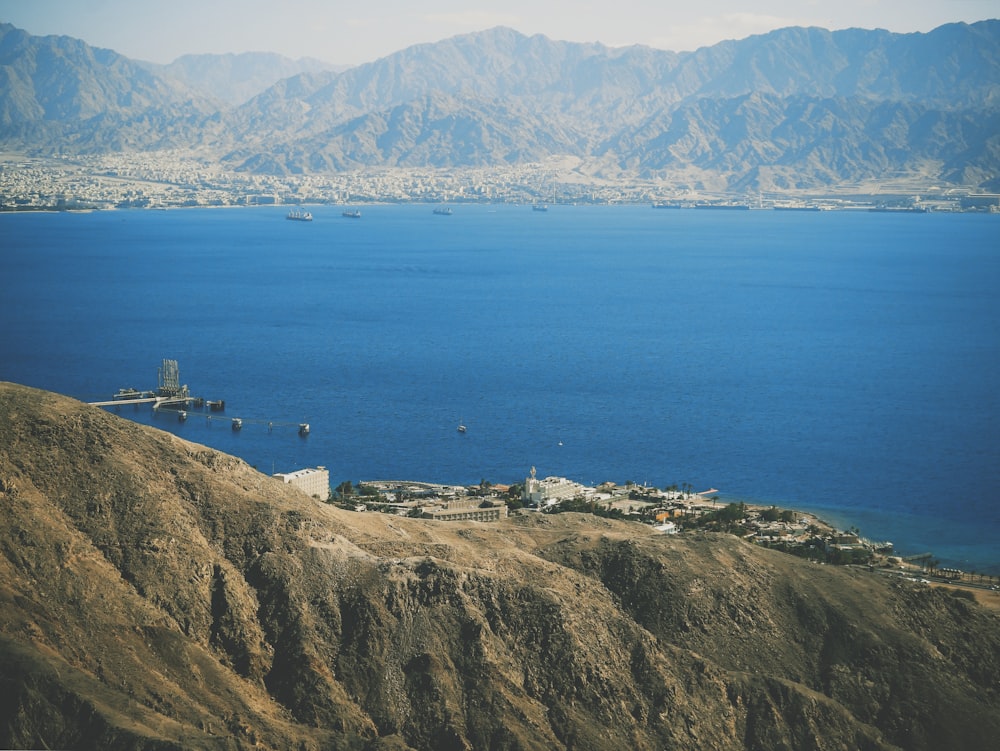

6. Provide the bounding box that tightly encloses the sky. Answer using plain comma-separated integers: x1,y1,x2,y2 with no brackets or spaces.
1,0,997,65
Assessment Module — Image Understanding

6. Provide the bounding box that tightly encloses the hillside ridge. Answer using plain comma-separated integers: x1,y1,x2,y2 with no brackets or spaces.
1,381,999,750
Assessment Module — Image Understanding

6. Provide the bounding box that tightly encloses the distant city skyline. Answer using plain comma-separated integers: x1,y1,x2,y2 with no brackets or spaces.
1,0,997,65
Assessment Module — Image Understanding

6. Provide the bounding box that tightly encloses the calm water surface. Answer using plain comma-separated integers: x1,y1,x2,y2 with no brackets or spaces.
2,205,998,572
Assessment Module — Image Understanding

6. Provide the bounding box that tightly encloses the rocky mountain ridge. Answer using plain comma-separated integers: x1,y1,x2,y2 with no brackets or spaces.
2,381,999,750
1,21,998,190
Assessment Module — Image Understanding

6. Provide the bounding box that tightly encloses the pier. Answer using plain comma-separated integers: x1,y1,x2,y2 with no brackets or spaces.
89,359,310,437
89,360,200,408
88,395,192,408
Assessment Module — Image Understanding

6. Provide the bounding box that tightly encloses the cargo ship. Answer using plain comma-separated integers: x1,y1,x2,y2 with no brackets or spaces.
693,202,750,210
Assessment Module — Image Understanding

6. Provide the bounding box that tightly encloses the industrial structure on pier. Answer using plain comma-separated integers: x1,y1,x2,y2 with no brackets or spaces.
90,359,309,436
156,358,187,398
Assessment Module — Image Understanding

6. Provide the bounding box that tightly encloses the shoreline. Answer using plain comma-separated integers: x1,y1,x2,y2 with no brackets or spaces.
350,476,999,577
708,493,1000,577
4,201,998,215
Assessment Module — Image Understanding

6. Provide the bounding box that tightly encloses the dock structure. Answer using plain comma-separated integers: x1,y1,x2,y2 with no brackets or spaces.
89,359,194,408
88,359,311,437
87,395,193,408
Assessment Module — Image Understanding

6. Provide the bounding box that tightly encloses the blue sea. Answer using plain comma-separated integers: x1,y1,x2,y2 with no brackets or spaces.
2,205,998,573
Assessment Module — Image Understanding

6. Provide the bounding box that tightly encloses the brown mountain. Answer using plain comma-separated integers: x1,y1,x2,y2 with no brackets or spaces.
1,381,999,750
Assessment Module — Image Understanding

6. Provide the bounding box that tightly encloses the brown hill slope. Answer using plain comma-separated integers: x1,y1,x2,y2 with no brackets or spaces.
1,381,998,750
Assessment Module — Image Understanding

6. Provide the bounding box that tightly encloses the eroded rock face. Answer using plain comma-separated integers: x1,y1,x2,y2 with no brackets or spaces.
1,381,999,750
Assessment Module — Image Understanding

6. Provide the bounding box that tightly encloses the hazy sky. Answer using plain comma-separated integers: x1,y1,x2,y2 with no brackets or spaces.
1,0,997,65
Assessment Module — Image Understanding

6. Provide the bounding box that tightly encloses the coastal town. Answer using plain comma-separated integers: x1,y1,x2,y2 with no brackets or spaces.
3,151,999,212
274,464,1000,600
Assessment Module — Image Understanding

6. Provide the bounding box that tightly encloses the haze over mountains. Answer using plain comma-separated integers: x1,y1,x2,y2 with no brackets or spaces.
1,19,998,190
145,53,346,106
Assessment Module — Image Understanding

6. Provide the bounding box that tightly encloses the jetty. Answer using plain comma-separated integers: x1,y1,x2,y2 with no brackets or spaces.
88,394,191,408
89,359,310,437
89,359,200,408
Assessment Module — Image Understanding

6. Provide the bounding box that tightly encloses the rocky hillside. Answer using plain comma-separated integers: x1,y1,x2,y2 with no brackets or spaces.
0,23,223,152
215,22,1000,188
1,381,999,750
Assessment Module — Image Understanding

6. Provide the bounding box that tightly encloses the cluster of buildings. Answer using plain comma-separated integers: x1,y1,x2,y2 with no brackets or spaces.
334,469,708,523
522,467,596,506
418,499,509,522
266,464,899,568
0,152,619,209
350,480,512,522
3,151,997,211
272,473,509,522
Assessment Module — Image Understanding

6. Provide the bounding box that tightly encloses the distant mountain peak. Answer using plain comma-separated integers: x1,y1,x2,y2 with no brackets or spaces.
1,19,998,190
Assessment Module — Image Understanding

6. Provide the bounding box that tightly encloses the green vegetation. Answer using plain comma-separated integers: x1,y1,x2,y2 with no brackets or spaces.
330,474,880,570
544,497,628,520
759,506,798,523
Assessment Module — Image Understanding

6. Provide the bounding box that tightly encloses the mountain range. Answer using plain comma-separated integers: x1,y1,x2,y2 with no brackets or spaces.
1,20,999,191
2,381,999,750
143,52,346,107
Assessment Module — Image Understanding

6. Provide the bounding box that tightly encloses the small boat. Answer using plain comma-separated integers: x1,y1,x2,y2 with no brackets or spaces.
457,419,467,434
342,209,362,218
774,204,822,211
178,410,187,422
433,207,453,215
868,206,928,213
286,209,313,221
298,423,310,435
231,418,242,431
532,204,548,212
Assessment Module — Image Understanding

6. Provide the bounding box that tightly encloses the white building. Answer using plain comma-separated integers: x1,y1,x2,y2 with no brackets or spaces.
522,466,592,507
421,499,509,522
273,466,329,501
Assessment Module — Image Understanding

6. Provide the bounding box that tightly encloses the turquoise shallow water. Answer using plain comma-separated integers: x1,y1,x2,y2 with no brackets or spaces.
2,204,998,572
